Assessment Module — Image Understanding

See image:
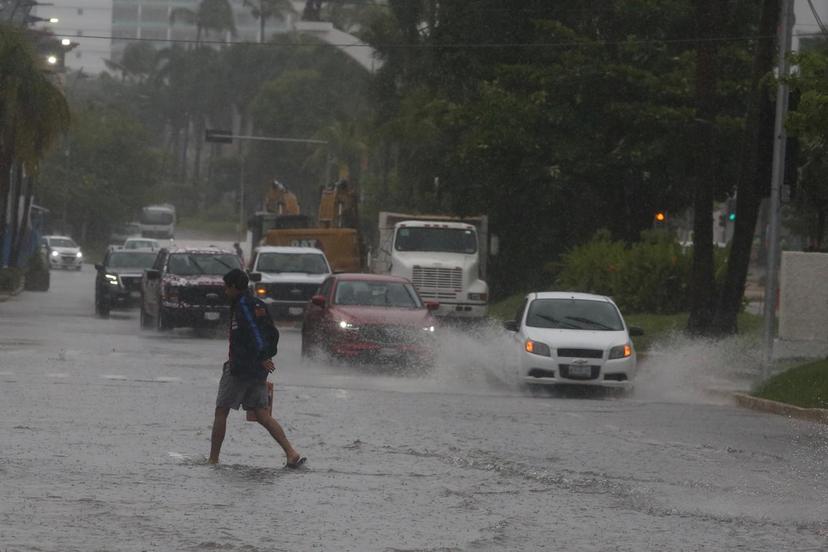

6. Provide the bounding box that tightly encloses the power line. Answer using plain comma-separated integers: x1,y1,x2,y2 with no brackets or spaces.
55,31,828,49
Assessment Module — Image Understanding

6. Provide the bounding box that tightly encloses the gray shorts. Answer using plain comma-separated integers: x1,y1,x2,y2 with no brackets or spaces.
216,363,268,411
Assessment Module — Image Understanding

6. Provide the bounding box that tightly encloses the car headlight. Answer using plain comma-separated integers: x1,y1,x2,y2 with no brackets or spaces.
255,285,268,297
338,320,358,330
76,251,83,258
609,344,632,359
105,274,119,285
525,339,551,357
467,292,488,302
50,251,59,257
422,325,435,333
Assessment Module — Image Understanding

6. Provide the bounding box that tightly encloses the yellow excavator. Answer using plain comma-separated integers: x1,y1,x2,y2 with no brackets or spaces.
249,179,362,273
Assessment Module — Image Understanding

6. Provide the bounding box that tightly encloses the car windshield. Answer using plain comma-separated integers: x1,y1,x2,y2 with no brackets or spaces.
49,238,77,248
525,298,624,331
167,253,241,276
140,210,173,225
334,280,423,308
394,227,477,254
106,252,157,269
256,252,329,274
125,240,157,250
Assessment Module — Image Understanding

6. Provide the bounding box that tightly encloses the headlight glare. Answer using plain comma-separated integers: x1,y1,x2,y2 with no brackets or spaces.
422,325,435,333
76,251,83,258
105,274,119,285
50,250,58,257
338,320,358,330
525,339,551,357
609,344,632,359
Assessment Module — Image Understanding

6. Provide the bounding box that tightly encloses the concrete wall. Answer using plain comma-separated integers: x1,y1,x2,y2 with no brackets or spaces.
779,251,828,342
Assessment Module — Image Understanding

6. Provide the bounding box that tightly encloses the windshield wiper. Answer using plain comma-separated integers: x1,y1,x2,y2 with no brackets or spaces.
564,316,614,330
186,255,206,274
535,314,579,329
211,256,236,271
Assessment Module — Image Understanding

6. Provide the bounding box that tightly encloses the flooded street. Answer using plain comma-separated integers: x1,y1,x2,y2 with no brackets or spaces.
1,260,827,551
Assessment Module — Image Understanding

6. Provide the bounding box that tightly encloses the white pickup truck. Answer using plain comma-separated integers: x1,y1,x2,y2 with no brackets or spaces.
371,212,493,319
249,246,332,319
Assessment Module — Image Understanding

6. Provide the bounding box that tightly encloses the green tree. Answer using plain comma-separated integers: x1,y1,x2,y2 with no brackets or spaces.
38,104,163,242
0,24,70,264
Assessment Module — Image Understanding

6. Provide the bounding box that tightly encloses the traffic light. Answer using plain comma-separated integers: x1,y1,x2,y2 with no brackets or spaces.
653,211,667,229
726,197,737,223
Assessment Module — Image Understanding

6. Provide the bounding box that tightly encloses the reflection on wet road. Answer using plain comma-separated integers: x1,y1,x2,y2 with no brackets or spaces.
1,262,827,551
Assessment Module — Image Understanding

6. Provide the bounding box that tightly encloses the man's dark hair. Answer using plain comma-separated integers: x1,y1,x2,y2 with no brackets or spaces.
223,268,249,290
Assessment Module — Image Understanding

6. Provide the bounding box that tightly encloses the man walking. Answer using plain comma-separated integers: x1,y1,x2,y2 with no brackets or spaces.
209,268,305,468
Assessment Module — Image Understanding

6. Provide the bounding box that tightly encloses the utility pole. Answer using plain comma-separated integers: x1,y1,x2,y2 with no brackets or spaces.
762,0,795,373
204,130,329,246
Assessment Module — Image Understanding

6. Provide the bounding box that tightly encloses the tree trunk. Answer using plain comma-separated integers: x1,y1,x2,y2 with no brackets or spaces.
10,172,33,267
7,163,22,267
711,0,779,335
0,155,11,267
687,0,719,335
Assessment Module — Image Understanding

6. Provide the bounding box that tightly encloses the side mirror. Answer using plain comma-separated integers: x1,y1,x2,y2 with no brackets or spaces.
503,320,519,332
311,295,326,308
490,235,499,256
425,301,440,311
628,326,644,337
94,263,103,271
248,272,262,283
145,269,161,281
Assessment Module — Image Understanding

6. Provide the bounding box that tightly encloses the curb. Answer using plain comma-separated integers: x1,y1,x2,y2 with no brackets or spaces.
732,393,828,425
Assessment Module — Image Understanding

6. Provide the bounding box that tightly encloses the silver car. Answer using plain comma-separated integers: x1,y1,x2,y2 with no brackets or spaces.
42,235,83,271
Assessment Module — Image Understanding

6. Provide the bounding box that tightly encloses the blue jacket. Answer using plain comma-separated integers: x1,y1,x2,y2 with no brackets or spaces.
229,292,279,380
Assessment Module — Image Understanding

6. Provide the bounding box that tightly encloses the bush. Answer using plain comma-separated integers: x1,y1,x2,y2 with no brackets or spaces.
556,230,725,314
0,267,24,293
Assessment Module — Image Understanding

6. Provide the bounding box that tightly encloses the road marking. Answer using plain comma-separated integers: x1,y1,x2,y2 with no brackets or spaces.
100,374,128,380
155,376,182,383
0,371,15,376
46,373,69,378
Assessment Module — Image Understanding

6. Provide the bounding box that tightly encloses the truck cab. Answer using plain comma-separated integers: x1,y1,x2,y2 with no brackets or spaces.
377,220,489,319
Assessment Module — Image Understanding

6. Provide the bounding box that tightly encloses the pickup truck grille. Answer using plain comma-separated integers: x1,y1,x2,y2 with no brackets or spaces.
180,286,225,306
121,276,142,292
264,283,320,302
412,266,463,298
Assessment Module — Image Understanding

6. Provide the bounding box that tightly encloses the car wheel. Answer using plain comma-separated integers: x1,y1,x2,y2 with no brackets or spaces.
140,305,154,329
300,329,315,361
157,307,172,331
96,294,111,319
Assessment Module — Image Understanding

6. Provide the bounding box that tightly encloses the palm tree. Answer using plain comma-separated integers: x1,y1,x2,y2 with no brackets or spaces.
0,24,70,265
170,0,237,46
243,0,293,43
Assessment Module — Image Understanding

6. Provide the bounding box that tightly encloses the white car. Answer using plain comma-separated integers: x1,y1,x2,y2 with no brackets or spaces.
42,235,83,270
504,291,643,389
123,237,160,251
249,246,332,319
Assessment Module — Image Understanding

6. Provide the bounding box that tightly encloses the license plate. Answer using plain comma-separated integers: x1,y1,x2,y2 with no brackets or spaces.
204,312,220,321
568,364,592,378
288,307,304,316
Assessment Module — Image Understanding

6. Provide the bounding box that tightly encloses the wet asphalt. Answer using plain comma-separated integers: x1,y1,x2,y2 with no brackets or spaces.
1,256,827,551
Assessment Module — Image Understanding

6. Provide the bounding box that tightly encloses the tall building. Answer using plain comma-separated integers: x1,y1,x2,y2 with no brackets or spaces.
32,0,113,74
110,0,292,62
